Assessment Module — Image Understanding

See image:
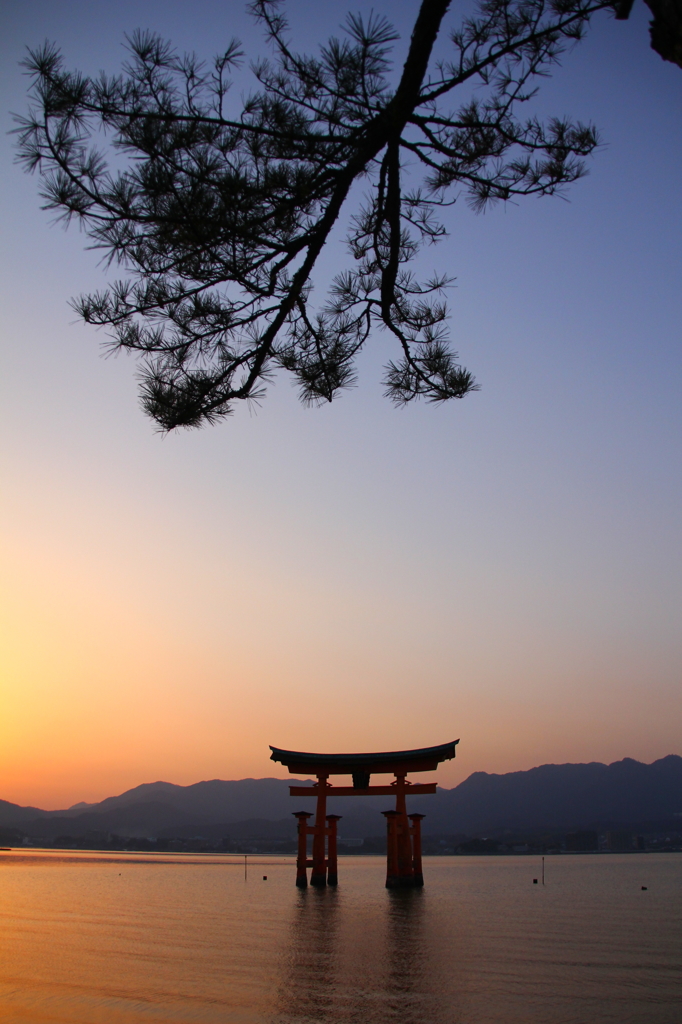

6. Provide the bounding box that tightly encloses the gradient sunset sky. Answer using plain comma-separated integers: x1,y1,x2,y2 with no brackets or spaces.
1,0,680,810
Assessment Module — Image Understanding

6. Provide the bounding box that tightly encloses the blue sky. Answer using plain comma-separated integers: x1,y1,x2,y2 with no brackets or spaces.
0,1,680,807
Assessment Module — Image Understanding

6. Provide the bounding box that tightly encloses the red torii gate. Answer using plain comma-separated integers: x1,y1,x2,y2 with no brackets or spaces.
269,740,459,888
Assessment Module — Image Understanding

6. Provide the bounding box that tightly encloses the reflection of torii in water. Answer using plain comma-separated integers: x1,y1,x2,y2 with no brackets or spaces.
269,740,459,888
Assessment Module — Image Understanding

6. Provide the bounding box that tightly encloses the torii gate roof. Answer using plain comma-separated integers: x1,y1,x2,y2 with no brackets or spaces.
269,740,458,775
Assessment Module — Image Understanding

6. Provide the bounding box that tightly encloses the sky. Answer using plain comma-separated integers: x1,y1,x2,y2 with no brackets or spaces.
1,0,680,810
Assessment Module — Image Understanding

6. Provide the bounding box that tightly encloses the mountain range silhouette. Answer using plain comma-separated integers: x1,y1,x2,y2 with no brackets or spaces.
1,756,680,840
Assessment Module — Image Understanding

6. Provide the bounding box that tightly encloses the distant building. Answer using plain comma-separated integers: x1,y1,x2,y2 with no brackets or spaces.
605,831,637,851
565,830,598,852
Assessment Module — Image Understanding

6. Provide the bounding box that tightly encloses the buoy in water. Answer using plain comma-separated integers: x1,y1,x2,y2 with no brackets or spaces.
533,878,538,884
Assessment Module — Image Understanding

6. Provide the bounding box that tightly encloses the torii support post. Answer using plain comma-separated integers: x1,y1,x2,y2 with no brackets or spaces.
326,815,341,885
384,809,426,888
393,772,414,883
383,775,421,887
383,811,401,887
409,813,425,887
310,774,329,886
293,812,312,887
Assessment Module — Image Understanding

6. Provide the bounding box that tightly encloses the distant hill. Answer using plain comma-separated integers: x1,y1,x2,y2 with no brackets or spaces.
0,798,52,826
2,756,680,840
429,755,682,833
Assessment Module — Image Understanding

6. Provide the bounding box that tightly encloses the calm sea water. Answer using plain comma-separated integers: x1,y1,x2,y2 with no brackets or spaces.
0,850,679,1024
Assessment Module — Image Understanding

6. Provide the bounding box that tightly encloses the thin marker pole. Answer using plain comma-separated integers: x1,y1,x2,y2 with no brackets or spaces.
542,856,545,886
244,854,247,881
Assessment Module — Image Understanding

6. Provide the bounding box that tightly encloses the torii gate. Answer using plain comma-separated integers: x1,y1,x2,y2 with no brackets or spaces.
269,740,458,888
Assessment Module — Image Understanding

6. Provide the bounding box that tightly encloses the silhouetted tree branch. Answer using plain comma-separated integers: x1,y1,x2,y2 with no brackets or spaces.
17,0,618,429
